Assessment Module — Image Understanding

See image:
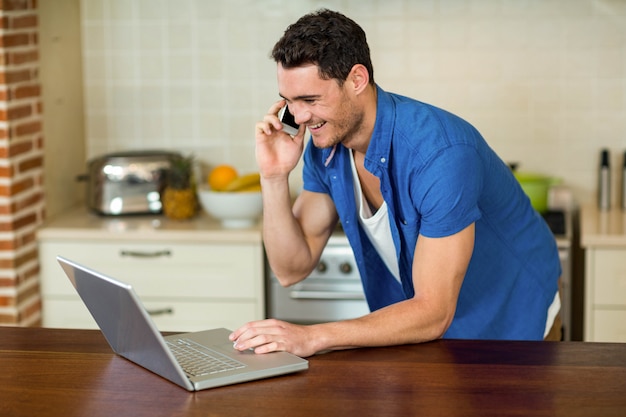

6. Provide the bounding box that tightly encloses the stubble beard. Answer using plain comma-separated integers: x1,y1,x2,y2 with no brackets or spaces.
313,102,365,150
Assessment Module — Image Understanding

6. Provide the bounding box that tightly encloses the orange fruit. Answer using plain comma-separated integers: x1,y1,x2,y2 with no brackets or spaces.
207,164,238,191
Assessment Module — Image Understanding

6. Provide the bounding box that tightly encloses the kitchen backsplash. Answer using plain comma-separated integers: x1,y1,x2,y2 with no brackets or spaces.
79,0,626,206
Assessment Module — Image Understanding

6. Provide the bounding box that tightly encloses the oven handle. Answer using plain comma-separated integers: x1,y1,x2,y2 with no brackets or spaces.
289,290,365,300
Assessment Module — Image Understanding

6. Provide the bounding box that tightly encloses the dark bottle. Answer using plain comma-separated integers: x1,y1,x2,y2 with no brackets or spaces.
599,149,610,210
622,151,626,211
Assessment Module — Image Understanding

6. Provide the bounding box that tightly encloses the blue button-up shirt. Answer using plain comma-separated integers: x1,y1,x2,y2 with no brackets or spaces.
302,86,561,340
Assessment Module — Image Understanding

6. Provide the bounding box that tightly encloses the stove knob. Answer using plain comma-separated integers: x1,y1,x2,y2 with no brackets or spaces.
316,261,327,273
339,262,352,274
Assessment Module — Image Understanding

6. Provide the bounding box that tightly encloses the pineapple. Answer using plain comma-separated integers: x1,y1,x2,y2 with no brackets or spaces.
162,153,197,220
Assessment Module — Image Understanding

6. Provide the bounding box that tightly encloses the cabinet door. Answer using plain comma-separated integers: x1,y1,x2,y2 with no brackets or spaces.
591,250,626,305
592,310,626,342
40,240,263,299
39,239,265,330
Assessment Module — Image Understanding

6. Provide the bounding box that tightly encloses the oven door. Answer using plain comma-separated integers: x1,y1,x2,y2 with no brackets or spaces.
268,281,370,324
266,235,370,324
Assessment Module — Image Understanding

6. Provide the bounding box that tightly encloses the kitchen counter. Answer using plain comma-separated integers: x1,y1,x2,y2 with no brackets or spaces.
38,206,263,243
580,204,626,247
1,326,625,417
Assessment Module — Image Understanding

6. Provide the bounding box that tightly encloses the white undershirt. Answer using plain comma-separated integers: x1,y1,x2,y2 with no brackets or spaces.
349,151,559,337
544,291,561,338
350,151,400,282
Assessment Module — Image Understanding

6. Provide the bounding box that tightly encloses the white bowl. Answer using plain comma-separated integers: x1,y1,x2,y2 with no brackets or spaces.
197,187,262,228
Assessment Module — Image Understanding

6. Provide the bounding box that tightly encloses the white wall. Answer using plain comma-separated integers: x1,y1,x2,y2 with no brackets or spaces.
40,0,86,219
78,0,626,207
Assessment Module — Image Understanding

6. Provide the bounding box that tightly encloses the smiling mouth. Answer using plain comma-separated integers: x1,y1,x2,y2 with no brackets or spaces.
308,121,326,131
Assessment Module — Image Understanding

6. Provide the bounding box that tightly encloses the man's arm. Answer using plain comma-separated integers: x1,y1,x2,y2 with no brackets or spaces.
254,99,339,286
262,186,339,286
230,223,475,356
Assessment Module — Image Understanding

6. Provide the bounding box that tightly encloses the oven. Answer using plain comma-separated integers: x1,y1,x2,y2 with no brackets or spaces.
266,233,369,324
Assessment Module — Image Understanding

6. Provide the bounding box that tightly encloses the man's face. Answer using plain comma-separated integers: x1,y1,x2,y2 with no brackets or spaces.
277,64,364,149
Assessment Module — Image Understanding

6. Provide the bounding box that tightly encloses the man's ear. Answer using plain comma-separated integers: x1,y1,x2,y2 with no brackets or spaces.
348,64,370,94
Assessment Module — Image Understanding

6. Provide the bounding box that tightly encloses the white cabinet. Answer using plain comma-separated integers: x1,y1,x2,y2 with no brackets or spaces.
581,206,626,342
38,208,265,332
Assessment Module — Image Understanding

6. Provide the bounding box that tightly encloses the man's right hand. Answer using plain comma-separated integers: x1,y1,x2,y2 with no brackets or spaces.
254,100,306,181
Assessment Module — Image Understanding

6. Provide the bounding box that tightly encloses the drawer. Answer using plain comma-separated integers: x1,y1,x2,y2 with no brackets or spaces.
590,250,626,305
39,240,263,299
42,297,259,332
591,309,626,343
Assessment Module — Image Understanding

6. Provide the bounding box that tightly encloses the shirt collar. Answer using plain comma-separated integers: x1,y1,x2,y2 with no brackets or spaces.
364,85,394,171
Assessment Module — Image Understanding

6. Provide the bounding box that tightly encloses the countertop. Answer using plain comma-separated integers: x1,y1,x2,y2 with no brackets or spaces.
37,206,262,243
1,326,625,417
581,204,626,248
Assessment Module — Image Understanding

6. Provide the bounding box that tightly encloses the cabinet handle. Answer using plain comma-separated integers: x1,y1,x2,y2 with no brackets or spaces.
120,250,172,258
146,307,174,316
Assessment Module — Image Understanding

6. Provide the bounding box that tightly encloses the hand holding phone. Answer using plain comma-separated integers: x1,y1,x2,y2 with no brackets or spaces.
278,106,299,136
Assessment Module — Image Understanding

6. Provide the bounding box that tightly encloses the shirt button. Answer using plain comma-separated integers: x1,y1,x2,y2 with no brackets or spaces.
380,157,386,163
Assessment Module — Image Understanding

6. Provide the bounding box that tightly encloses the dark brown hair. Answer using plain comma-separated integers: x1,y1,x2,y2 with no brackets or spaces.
271,9,375,86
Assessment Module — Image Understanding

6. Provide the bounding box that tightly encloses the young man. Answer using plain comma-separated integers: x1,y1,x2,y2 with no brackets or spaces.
229,9,561,357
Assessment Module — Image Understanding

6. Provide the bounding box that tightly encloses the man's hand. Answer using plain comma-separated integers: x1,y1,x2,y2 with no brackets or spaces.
255,100,306,181
229,319,320,358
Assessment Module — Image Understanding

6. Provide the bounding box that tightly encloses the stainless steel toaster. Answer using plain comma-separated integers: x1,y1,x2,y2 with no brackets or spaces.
80,150,181,215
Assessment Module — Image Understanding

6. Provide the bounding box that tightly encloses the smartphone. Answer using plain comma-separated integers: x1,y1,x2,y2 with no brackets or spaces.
278,106,299,136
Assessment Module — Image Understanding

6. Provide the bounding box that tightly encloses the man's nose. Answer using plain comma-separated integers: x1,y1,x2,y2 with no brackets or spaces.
288,104,309,125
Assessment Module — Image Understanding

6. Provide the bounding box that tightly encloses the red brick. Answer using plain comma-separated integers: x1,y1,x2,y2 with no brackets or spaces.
9,14,37,29
0,238,16,250
17,156,41,173
15,247,38,268
0,277,16,287
21,262,39,280
0,295,16,307
5,104,32,120
0,165,11,178
13,84,39,99
8,140,32,156
15,120,41,136
14,212,36,229
16,281,38,301
1,0,31,12
18,228,37,247
13,190,42,211
0,176,35,198
18,298,42,324
9,49,37,65
0,32,31,48
10,177,34,196
0,69,31,84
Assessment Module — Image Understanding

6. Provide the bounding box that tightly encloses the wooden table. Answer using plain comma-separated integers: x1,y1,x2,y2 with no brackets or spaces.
1,327,625,417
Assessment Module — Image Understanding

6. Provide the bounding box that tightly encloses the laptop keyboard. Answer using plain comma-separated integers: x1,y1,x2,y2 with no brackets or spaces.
167,338,246,377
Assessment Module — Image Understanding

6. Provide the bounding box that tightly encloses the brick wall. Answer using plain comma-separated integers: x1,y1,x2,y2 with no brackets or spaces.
0,0,44,326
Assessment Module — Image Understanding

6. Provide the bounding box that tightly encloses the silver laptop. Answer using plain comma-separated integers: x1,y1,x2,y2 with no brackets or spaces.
57,256,308,391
